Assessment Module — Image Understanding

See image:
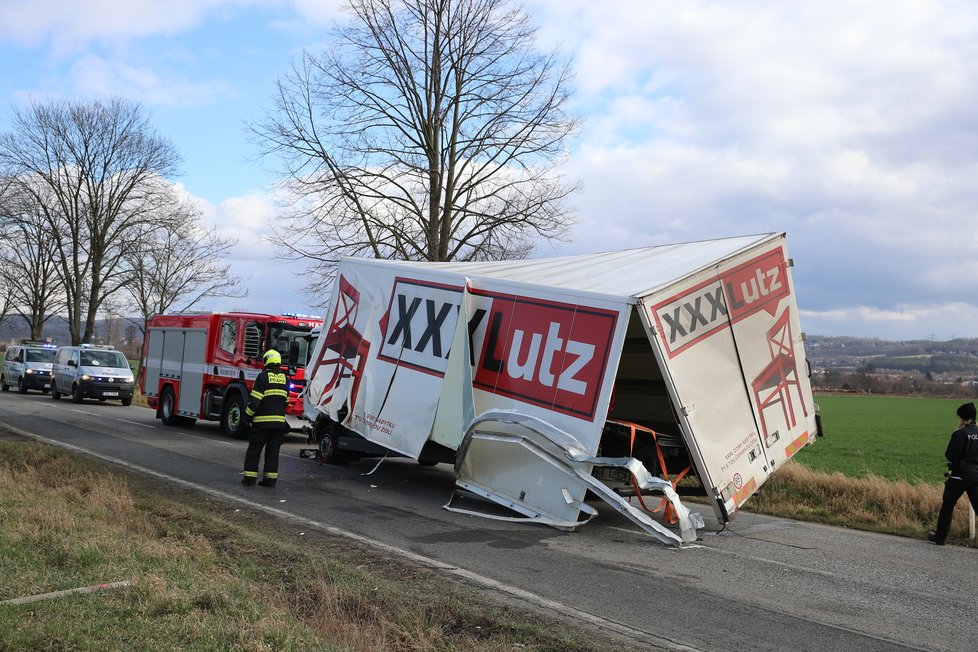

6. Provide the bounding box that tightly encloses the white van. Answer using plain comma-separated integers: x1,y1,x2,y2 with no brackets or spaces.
51,344,135,406
1,341,58,394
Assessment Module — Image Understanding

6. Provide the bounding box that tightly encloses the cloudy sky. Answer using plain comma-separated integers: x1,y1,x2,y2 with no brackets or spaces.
2,0,977,340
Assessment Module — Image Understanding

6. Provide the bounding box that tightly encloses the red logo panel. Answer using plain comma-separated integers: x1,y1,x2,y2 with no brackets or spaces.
470,290,618,420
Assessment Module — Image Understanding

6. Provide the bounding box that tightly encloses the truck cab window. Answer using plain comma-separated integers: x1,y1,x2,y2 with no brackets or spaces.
219,320,237,354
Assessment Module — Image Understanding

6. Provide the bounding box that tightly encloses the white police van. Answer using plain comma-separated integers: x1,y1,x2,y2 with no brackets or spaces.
51,344,135,406
1,340,58,394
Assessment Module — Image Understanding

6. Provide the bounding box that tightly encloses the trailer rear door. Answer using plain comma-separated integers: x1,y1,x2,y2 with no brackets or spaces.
638,235,814,519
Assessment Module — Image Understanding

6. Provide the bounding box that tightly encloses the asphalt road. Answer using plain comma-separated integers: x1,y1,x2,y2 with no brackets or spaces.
2,389,975,651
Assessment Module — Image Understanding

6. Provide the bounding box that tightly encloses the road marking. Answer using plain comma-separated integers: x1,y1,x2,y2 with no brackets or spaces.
168,431,240,448
692,540,837,578
7,422,699,652
114,419,156,429
69,409,99,416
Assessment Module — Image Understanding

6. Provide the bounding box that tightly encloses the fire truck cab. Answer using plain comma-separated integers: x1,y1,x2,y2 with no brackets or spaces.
140,312,323,437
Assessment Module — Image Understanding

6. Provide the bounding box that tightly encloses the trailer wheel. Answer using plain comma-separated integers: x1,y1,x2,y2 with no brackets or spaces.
221,391,248,439
314,419,346,464
318,426,340,463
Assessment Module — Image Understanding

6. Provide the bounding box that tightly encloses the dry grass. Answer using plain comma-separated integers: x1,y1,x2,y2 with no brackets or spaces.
0,439,638,651
746,461,977,545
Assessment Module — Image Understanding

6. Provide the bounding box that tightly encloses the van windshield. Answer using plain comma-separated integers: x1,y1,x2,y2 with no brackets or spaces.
80,350,129,368
26,349,56,363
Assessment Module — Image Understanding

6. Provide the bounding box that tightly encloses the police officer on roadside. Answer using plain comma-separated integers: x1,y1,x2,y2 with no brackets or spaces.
928,402,978,545
241,349,290,488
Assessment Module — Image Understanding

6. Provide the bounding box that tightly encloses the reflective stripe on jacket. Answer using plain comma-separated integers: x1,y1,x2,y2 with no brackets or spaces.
246,365,288,429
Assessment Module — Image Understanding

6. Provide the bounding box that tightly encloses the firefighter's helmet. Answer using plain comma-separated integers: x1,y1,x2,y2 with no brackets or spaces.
263,349,282,366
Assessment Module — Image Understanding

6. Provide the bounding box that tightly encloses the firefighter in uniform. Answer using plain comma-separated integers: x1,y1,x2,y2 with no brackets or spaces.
928,402,978,545
241,349,290,487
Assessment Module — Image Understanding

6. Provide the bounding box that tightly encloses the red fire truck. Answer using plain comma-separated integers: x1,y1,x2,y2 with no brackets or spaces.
140,312,323,437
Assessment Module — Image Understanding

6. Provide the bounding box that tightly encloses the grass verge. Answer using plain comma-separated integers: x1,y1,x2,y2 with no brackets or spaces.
743,461,977,547
0,438,640,651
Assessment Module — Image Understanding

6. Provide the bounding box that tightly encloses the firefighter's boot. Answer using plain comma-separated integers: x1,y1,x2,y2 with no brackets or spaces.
258,476,277,488
242,472,258,486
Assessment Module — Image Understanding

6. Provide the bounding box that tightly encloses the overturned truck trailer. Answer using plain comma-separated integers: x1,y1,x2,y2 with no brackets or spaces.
303,232,820,545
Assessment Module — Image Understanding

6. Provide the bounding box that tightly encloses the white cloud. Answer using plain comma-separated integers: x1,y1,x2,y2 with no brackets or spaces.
0,0,268,53
800,302,978,340
65,53,234,106
526,0,978,337
5,0,978,337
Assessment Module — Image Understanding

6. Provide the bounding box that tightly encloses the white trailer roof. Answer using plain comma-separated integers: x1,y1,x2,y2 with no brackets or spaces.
350,233,779,300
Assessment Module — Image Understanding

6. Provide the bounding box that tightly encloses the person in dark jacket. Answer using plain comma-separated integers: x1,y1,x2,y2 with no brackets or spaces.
241,349,290,488
928,402,978,545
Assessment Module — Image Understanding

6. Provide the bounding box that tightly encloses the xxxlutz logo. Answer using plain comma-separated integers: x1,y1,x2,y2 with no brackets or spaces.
652,248,790,357
377,279,619,420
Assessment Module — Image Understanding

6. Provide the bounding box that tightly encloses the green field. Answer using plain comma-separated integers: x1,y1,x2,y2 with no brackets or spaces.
794,393,973,485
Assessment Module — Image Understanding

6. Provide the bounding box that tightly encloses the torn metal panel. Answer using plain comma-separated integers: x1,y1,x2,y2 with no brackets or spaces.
447,410,703,546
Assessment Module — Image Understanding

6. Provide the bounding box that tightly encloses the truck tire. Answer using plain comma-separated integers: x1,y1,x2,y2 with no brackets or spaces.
221,391,248,439
315,419,347,464
1,375,8,392
160,386,180,425
159,386,193,423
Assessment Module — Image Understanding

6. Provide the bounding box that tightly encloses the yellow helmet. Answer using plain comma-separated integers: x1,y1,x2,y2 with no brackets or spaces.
262,349,282,365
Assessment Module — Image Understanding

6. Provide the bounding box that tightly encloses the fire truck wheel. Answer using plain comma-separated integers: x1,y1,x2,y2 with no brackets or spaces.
160,386,180,426
222,392,248,439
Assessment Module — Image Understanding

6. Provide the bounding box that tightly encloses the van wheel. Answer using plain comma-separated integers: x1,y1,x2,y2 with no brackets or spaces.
122,395,133,407
71,384,84,404
51,385,61,400
221,392,248,439
17,376,28,394
1,375,8,392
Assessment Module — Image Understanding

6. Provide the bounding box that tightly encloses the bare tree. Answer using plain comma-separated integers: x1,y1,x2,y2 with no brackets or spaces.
0,258,12,336
0,98,182,344
122,197,247,339
253,0,580,284
0,184,65,339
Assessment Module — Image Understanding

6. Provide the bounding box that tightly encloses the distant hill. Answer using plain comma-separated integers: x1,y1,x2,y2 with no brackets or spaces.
0,315,71,345
805,335,978,380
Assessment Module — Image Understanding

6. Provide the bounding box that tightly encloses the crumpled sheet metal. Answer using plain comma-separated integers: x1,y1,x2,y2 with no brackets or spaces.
446,410,703,546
